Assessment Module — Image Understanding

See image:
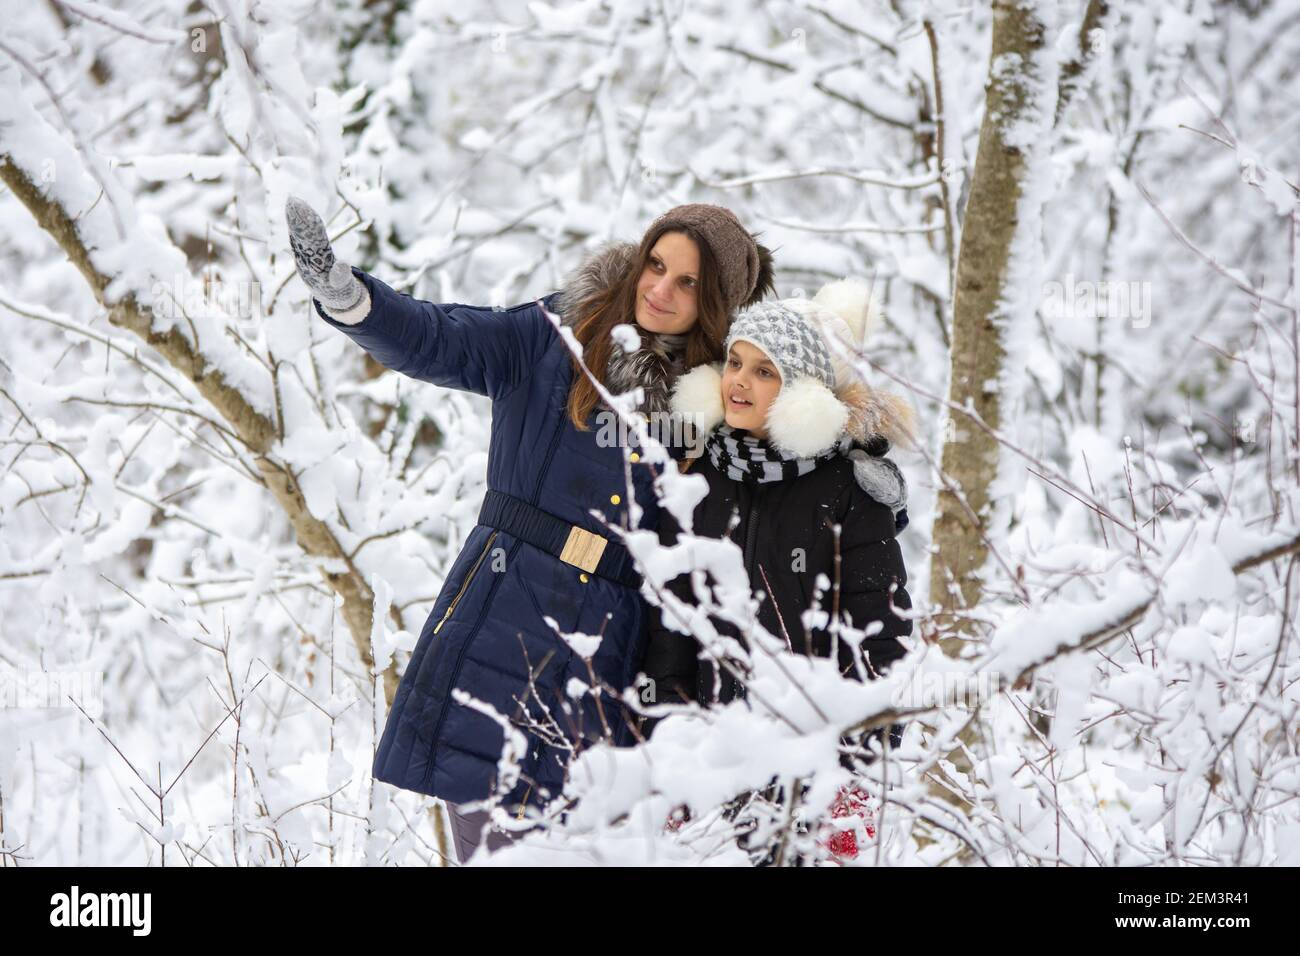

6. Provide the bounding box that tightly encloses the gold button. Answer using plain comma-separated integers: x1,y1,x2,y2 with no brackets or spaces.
629,452,640,463
610,494,621,505
579,573,589,583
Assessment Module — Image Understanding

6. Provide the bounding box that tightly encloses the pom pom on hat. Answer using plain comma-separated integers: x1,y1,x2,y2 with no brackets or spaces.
786,277,883,390
812,276,878,343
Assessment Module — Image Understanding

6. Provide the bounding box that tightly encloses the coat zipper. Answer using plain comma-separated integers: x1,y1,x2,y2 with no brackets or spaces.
421,535,514,795
743,494,760,580
735,487,761,702
433,530,499,635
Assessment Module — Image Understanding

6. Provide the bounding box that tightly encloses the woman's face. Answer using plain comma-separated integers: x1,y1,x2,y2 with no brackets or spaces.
721,339,781,438
634,231,701,335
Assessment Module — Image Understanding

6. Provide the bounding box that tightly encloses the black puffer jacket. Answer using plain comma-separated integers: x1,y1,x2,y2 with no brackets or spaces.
640,443,912,712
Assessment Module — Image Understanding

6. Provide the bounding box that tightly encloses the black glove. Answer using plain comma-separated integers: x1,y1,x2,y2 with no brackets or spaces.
847,435,909,533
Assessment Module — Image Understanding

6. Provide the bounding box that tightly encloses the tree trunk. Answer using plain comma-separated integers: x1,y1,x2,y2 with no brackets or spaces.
929,0,1054,626
917,0,1057,857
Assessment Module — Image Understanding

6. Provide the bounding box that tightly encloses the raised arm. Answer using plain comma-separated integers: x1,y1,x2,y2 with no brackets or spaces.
285,197,553,400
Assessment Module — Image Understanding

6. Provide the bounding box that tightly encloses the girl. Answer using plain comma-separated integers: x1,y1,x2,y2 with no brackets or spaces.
641,283,916,859
285,197,775,862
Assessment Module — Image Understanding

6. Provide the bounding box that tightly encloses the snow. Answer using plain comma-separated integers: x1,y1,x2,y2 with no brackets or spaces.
609,322,640,352
127,154,236,182
0,0,1296,869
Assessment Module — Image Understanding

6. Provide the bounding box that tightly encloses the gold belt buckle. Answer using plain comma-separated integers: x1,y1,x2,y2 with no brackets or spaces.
559,525,607,574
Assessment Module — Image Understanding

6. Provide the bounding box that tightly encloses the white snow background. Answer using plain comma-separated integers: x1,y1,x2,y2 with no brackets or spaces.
0,0,1297,866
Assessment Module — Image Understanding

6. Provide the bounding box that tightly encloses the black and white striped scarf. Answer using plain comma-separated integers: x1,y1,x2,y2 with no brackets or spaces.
705,424,844,483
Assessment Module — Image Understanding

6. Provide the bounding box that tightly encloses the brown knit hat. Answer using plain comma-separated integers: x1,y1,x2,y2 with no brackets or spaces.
646,203,776,313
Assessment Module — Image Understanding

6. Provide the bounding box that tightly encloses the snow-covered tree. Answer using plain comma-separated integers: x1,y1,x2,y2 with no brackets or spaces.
1,0,1297,866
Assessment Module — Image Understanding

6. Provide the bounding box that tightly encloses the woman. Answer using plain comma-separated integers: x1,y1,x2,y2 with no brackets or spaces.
284,197,775,863
641,283,916,861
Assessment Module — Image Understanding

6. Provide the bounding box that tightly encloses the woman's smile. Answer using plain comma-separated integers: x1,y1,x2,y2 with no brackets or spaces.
643,293,673,316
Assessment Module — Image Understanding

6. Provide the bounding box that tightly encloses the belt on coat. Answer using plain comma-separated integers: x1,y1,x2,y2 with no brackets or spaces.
477,489,641,589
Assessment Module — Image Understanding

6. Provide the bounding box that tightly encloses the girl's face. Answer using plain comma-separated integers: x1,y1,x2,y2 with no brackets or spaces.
635,231,700,335
721,339,781,438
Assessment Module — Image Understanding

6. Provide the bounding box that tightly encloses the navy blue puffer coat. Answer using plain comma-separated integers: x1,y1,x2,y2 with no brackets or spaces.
314,255,668,811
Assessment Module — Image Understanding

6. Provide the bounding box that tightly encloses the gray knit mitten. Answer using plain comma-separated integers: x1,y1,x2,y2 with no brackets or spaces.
285,196,370,321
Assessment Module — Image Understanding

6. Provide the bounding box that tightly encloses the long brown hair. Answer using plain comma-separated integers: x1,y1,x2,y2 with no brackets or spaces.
566,224,732,430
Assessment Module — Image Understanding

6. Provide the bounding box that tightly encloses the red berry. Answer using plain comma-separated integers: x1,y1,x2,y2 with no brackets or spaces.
827,829,858,859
